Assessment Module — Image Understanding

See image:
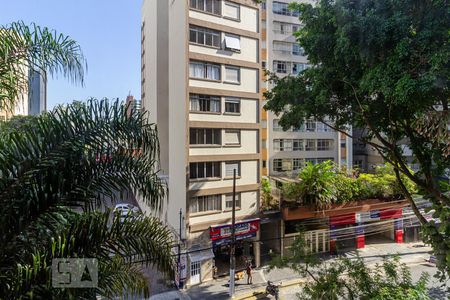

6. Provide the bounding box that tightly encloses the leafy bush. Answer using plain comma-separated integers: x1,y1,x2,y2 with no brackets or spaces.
334,173,361,203
281,161,418,208
297,161,336,209
261,178,279,210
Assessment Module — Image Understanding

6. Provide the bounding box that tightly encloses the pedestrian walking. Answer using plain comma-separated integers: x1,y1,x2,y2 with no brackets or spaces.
246,262,253,285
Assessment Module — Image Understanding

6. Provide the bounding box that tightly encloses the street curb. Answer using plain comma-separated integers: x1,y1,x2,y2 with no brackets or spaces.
232,279,305,300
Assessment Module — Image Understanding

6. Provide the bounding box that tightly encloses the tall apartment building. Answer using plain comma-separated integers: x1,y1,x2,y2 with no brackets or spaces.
141,0,261,286
0,70,47,120
125,94,141,117
260,0,352,180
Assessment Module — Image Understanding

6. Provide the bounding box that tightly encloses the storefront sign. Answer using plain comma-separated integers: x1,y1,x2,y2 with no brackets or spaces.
330,213,356,225
380,208,402,219
356,211,380,223
210,219,260,242
355,209,402,223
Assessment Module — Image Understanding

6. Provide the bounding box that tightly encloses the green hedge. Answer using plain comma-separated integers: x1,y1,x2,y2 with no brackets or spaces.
282,161,417,208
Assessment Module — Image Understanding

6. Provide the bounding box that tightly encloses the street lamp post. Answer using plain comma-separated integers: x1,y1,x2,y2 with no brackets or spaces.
229,169,237,297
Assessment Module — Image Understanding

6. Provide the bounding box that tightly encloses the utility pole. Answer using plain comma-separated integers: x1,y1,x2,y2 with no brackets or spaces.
229,169,237,297
178,208,183,289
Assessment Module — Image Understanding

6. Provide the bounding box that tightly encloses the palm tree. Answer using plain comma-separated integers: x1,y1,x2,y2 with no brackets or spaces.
297,161,336,210
0,99,174,299
0,21,86,113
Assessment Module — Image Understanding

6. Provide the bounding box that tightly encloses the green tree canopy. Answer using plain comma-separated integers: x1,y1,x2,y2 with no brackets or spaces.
264,0,450,277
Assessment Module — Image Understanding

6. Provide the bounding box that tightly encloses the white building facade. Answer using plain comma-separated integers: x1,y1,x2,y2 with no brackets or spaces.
141,0,262,286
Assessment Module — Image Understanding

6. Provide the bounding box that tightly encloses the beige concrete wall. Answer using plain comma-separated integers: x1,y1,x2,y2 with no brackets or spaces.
189,190,259,225
189,160,259,190
189,67,258,93
189,4,259,32
189,98,258,123
140,0,188,235
189,130,259,156
189,35,258,63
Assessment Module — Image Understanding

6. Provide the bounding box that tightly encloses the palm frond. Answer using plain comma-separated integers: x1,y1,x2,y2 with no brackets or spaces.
0,99,171,298
0,21,86,112
2,212,174,299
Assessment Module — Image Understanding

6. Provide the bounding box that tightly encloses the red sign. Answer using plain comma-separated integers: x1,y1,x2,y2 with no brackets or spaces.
210,219,260,241
380,208,402,220
330,213,356,226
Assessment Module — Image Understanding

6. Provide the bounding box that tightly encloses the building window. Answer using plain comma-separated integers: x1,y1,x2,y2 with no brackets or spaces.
224,129,241,145
273,159,292,171
225,193,241,209
224,97,240,113
225,161,240,177
306,120,316,132
189,25,221,48
190,194,222,213
224,66,240,83
190,0,221,15
273,119,282,131
293,158,304,170
262,139,267,149
292,44,303,56
190,128,221,145
273,1,300,17
262,160,267,168
190,162,221,179
273,21,288,34
273,159,283,172
316,122,333,132
273,139,292,151
224,34,241,51
273,60,287,73
273,41,291,54
293,139,303,151
273,139,280,151
223,1,240,19
317,139,332,151
305,139,316,151
317,158,333,163
292,63,306,75
292,124,305,132
282,159,292,171
354,160,363,169
306,158,317,164
190,94,221,112
189,61,221,80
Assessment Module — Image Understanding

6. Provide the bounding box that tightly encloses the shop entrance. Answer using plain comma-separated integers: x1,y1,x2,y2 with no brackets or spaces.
213,240,254,277
365,221,394,245
190,261,201,285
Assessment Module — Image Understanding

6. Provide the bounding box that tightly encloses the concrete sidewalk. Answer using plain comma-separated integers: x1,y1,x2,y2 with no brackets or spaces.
149,242,439,300
186,266,303,300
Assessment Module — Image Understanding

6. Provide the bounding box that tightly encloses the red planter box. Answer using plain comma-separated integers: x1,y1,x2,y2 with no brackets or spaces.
395,230,403,243
356,235,365,248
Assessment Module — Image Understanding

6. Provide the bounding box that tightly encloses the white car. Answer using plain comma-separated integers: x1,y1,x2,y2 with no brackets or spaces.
113,203,140,222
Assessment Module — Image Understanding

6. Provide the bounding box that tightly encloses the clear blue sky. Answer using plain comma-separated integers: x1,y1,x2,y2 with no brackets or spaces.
1,0,141,109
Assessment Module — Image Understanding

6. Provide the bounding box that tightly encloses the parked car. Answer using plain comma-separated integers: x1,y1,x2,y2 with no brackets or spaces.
113,203,140,223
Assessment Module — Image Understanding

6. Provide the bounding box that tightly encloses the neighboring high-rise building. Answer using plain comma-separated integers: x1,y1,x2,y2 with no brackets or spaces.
125,94,141,116
141,0,261,286
260,0,352,180
0,69,47,120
